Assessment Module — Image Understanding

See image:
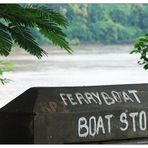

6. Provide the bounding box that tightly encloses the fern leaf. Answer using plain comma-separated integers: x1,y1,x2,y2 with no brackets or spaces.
10,25,47,58
0,29,12,56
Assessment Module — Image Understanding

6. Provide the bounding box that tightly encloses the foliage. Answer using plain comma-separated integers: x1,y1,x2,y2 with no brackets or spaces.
130,34,148,70
0,4,72,84
0,61,14,85
36,4,148,44
0,4,72,58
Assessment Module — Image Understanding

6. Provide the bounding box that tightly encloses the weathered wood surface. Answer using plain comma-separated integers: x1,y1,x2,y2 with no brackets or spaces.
0,83,148,144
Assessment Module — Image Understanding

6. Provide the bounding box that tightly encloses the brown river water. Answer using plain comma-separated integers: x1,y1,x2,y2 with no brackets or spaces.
0,44,147,108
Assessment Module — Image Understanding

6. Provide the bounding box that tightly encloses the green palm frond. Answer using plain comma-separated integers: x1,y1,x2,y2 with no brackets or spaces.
0,4,72,58
10,24,47,58
0,29,12,56
25,6,68,27
0,5,34,27
40,27,72,53
0,4,68,28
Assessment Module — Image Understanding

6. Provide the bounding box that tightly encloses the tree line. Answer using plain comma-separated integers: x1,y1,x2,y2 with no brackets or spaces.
32,4,148,45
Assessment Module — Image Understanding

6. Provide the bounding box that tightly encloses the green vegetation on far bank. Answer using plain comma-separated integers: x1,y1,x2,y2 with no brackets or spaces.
32,4,148,45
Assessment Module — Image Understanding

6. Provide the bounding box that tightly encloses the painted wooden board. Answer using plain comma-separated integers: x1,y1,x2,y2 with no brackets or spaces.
0,83,148,143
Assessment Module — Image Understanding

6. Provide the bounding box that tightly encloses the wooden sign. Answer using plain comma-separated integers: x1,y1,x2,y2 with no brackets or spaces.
0,83,148,143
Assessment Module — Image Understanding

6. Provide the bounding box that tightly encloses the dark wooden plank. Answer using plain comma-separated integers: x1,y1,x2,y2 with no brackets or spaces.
0,83,148,143
33,83,148,143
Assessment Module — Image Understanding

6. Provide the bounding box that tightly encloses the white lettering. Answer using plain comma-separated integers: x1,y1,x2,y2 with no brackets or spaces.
128,90,141,103
111,91,122,102
66,94,77,105
75,93,89,105
59,93,68,106
120,112,128,131
78,117,89,137
84,92,98,104
129,112,138,132
91,92,102,105
101,92,115,105
139,111,147,131
89,116,96,137
122,91,134,103
105,114,113,133
97,116,105,134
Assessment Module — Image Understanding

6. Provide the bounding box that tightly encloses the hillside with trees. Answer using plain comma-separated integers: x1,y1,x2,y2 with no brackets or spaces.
31,4,148,45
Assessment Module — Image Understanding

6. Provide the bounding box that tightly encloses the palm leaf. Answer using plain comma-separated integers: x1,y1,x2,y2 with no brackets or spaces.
0,29,12,56
9,25,47,58
0,4,68,29
0,4,71,58
25,6,68,27
0,4,71,85
40,28,72,53
0,5,36,27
